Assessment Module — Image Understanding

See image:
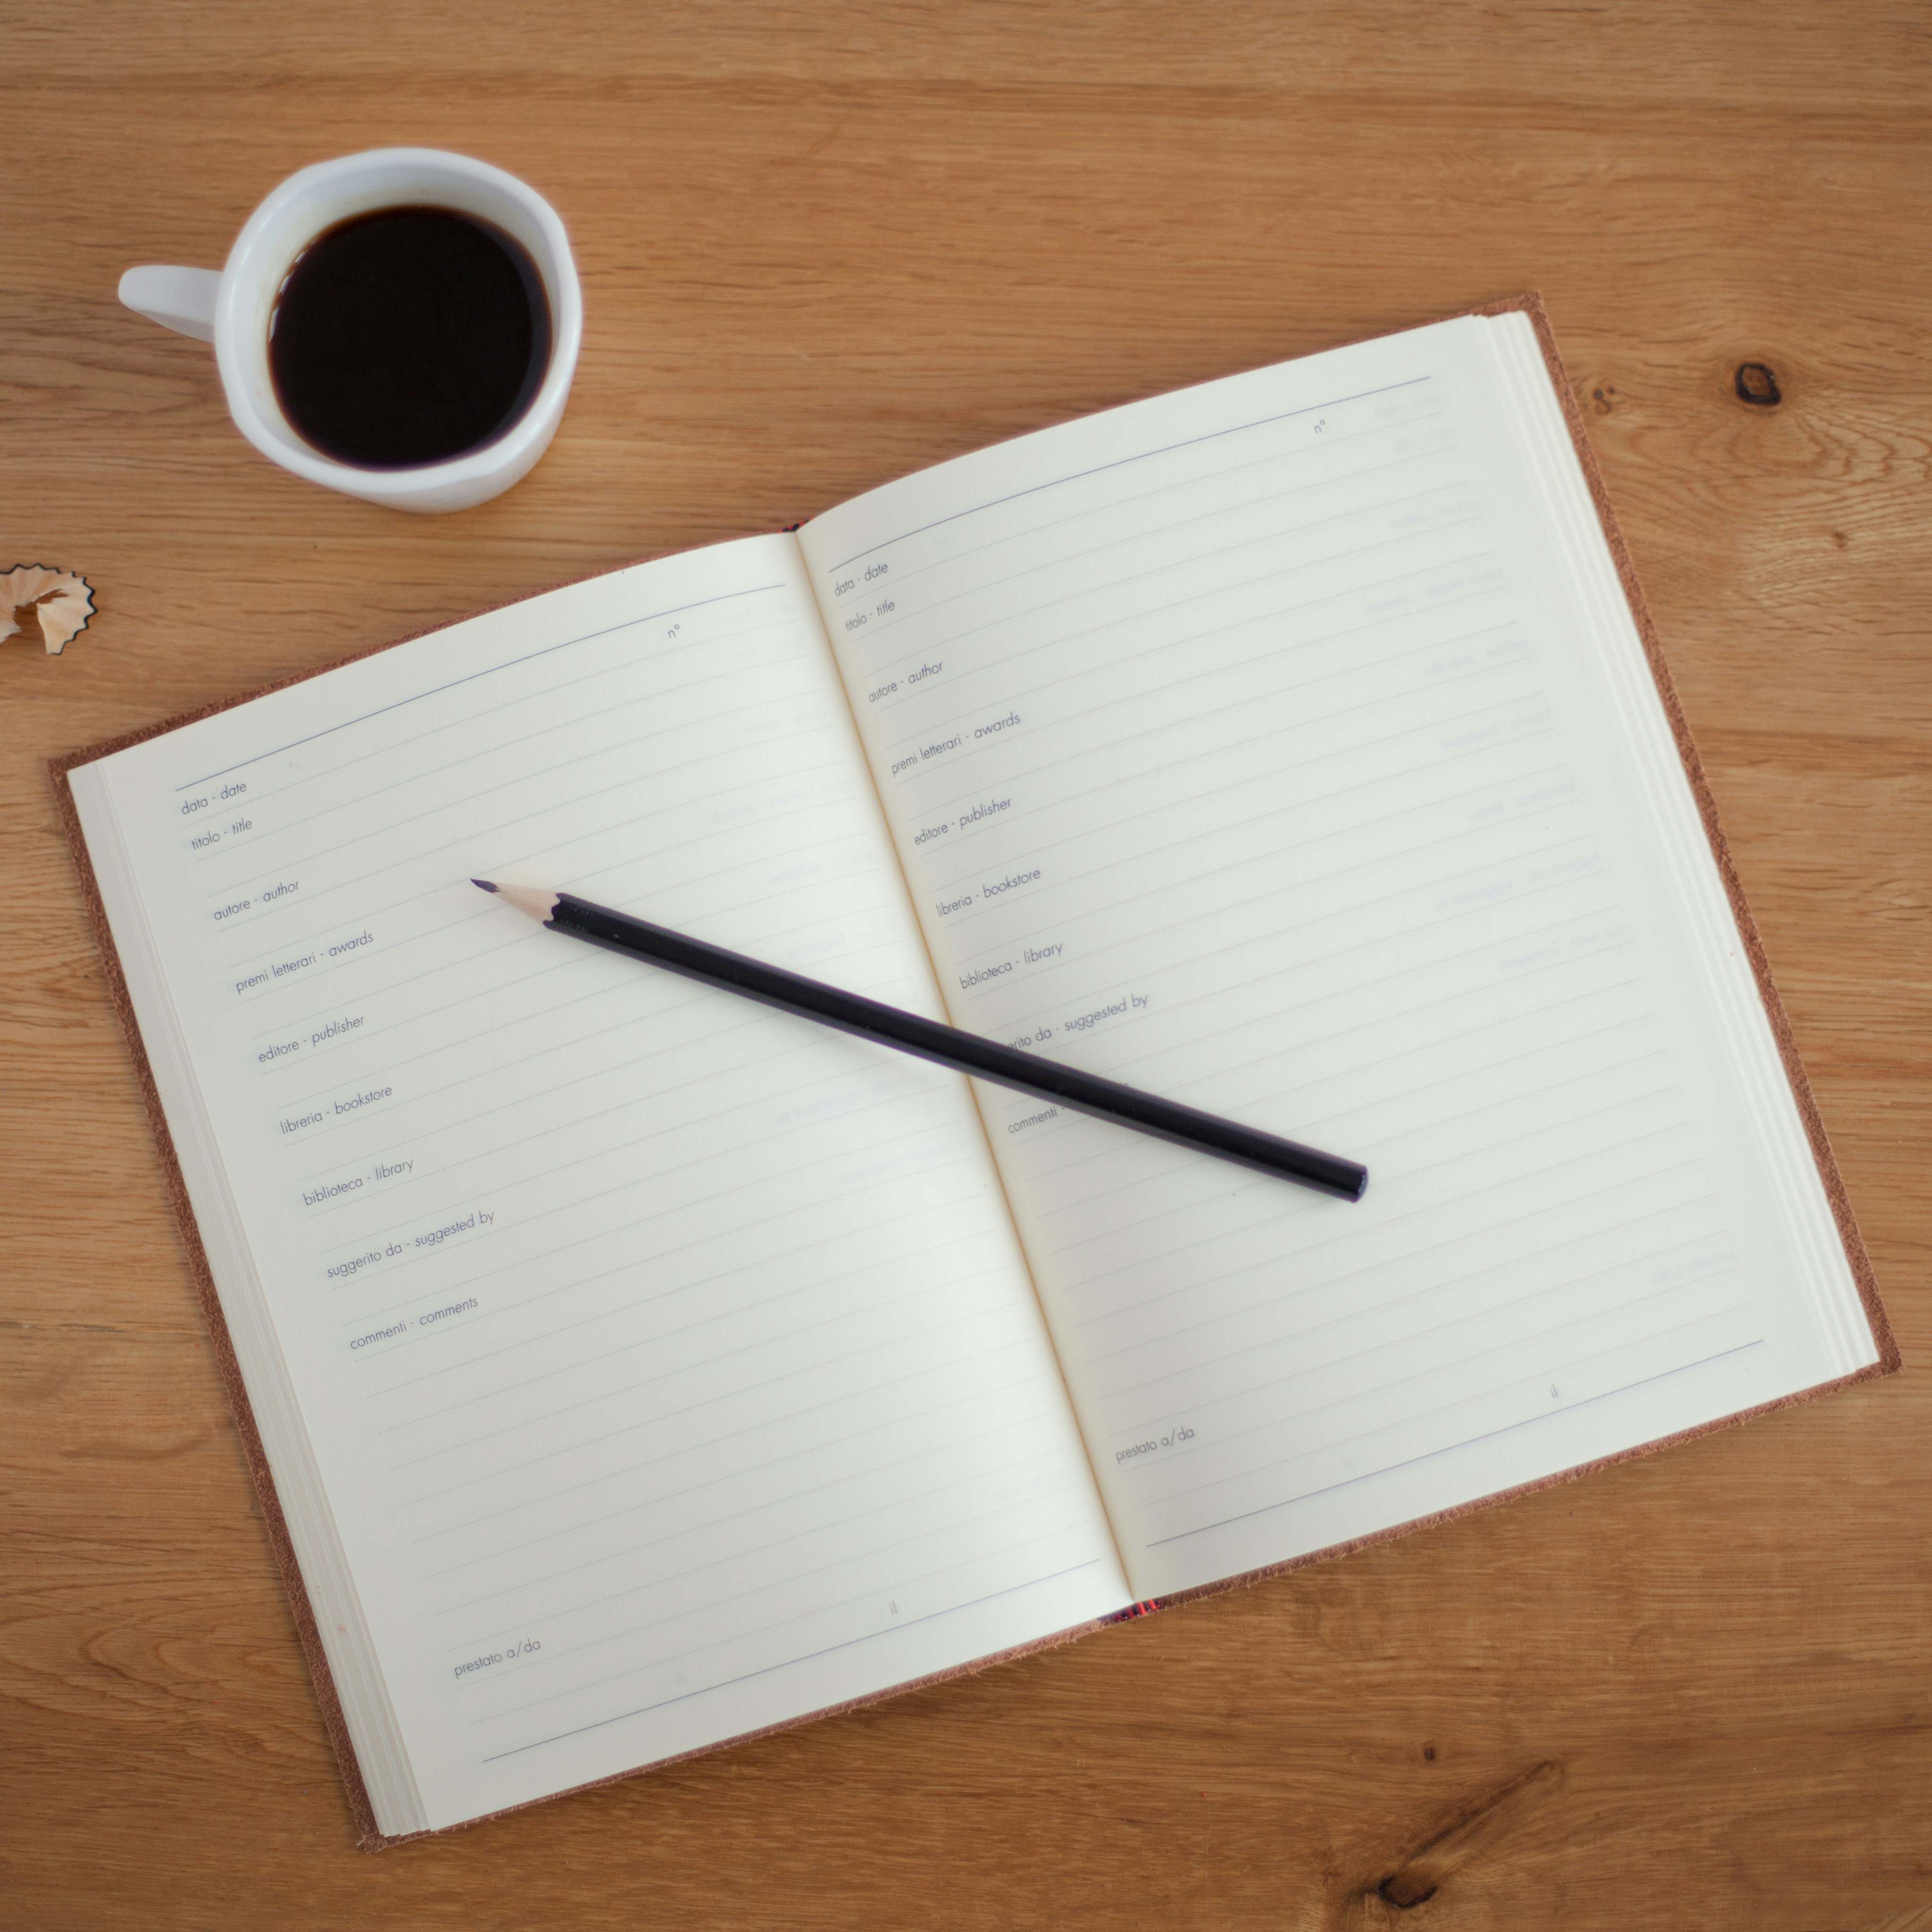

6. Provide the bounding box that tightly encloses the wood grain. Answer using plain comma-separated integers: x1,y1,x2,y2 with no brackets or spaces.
3,2,1928,1925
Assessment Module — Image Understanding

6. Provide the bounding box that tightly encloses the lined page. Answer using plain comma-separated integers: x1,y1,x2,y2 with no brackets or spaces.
799,318,1874,1599
70,534,1125,1833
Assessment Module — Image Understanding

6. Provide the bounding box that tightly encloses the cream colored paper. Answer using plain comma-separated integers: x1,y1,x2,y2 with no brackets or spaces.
69,534,1128,1834
799,312,1875,1598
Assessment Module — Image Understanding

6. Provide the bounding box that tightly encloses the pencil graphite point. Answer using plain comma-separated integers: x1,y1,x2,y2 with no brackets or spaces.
472,878,498,892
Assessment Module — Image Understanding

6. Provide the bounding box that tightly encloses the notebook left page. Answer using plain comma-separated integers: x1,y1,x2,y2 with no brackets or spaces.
68,533,1126,1837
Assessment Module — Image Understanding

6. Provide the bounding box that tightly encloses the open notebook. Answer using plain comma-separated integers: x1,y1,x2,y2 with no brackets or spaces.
56,298,1894,1845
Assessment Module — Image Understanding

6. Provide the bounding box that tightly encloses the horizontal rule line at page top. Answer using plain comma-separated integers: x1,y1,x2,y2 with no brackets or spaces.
857,419,1434,616
168,583,788,791
865,516,1491,686
822,378,1434,571
867,558,1508,771
198,650,826,898
849,466,1464,658
230,775,864,978
184,610,803,846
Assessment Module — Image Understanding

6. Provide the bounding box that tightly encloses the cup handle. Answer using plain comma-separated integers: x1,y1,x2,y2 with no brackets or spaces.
118,265,221,342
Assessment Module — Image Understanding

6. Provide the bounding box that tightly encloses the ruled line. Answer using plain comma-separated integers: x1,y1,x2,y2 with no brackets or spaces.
856,470,1472,664
204,666,833,900
406,1327,1041,1517
850,416,1445,625
476,1560,1104,1761
1106,1259,1736,1427
170,583,787,790
186,612,805,874
317,1111,969,1269
928,710,1558,937
1142,1300,1753,1506
428,1383,1051,1597
1142,1343,1763,1548
356,1184,989,1363
1082,1207,1726,1379
411,1343,1030,1553
821,376,1432,568
391,1259,1016,1445
387,1268,1023,1478
298,1033,942,1218
443,1443,1076,1645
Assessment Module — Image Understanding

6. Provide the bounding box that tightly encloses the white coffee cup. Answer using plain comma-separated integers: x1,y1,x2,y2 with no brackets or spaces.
119,149,582,514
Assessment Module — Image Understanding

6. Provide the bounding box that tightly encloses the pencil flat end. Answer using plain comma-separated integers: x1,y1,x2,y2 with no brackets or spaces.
472,877,499,893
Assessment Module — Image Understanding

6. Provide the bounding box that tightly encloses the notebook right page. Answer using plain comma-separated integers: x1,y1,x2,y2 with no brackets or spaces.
799,311,1885,1599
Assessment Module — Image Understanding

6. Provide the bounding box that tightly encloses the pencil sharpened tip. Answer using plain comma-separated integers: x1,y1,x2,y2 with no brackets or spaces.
472,878,499,893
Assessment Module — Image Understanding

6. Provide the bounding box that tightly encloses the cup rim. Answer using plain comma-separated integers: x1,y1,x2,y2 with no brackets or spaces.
212,148,582,505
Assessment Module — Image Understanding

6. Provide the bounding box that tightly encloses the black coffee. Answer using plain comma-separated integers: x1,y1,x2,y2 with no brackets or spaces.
268,206,551,470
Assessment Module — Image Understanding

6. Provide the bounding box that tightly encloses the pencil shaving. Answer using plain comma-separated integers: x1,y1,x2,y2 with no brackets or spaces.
3,566,94,654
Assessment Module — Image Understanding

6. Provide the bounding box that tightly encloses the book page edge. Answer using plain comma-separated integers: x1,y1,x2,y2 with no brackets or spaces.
47,746,391,1853
1482,292,1897,1376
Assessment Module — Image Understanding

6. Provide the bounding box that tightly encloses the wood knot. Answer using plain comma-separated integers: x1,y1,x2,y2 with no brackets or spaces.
1734,362,1782,406
1373,1759,1566,1909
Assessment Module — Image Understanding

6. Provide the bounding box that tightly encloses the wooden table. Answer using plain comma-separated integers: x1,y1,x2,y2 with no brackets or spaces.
6,4,1929,1924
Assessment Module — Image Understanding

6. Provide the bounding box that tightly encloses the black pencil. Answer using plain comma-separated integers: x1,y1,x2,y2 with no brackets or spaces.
472,880,1368,1201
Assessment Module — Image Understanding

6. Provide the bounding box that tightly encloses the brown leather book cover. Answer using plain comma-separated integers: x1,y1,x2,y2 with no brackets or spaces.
48,292,1897,1848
